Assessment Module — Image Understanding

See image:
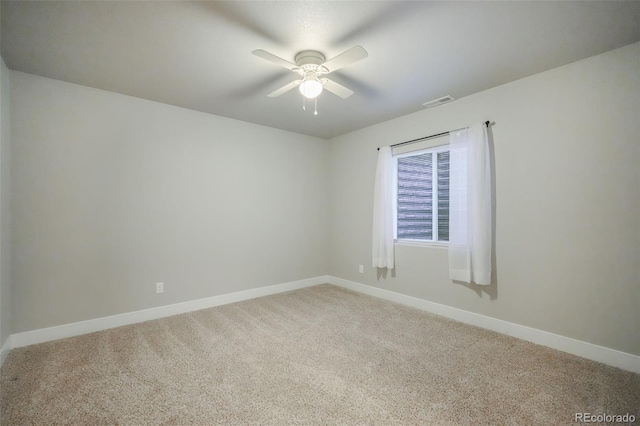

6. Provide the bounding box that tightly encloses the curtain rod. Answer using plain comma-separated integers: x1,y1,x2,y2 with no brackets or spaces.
377,121,490,151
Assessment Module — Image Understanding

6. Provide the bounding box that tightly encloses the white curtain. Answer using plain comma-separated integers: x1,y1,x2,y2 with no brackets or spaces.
372,146,395,269
449,124,492,285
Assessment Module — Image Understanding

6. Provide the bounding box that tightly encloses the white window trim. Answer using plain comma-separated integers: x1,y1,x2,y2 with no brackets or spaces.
394,239,448,249
393,144,450,246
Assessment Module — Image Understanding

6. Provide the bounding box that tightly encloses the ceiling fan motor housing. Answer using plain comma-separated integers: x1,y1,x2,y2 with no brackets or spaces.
295,50,328,74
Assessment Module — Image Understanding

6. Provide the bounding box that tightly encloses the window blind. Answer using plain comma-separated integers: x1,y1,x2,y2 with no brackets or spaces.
396,149,450,242
397,153,433,240
437,151,450,242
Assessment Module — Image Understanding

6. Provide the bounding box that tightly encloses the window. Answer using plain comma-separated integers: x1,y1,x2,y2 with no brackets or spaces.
394,145,449,244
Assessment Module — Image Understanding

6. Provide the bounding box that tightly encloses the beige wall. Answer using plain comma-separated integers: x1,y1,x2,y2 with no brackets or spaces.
0,57,11,349
328,43,640,355
10,72,329,333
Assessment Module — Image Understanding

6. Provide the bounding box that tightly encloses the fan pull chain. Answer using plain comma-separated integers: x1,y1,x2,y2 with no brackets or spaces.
314,98,318,115
302,96,306,111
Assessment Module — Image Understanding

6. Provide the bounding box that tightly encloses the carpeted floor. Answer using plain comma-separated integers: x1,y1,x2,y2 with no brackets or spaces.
1,284,639,425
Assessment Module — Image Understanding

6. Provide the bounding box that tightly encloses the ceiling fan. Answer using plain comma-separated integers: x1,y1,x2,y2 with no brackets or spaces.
251,46,368,102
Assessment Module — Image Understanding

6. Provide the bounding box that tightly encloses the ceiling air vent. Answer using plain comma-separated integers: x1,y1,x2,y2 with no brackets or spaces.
422,95,456,108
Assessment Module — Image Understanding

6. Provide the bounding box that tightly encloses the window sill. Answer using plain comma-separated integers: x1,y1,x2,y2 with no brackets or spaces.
394,240,448,249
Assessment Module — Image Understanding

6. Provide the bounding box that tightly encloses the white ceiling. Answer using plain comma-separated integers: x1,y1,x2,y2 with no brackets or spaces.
2,1,639,139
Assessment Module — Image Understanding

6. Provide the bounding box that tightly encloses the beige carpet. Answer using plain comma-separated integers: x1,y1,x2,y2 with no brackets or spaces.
1,284,639,425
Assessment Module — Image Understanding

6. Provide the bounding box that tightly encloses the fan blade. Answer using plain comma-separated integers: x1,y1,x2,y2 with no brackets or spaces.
322,79,354,99
321,46,368,73
252,49,298,71
268,80,302,97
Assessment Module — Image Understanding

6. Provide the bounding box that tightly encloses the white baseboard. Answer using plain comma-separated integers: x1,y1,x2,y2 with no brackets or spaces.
328,276,640,374
7,275,639,375
0,335,11,367
10,276,330,350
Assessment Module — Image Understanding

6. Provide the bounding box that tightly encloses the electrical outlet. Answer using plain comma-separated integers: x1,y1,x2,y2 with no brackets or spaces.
156,282,164,294
359,264,364,274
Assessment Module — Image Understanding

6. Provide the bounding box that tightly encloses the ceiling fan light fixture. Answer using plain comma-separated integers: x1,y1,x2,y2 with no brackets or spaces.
253,46,367,100
299,73,323,99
